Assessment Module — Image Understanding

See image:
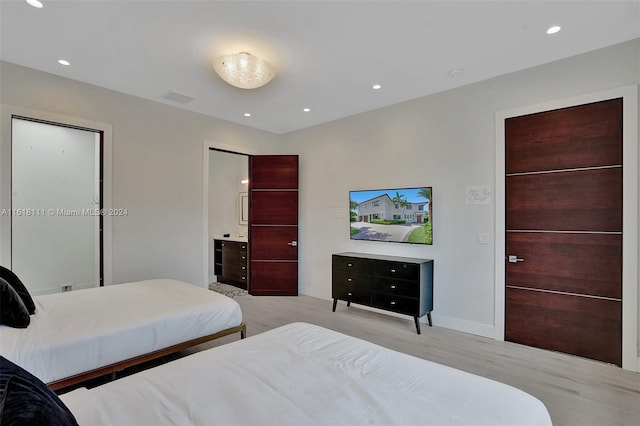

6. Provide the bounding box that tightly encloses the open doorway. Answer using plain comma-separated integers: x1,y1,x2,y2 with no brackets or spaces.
11,116,103,295
207,148,249,289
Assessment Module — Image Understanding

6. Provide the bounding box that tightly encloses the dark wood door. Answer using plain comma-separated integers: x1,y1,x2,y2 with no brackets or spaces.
505,98,623,366
248,155,298,295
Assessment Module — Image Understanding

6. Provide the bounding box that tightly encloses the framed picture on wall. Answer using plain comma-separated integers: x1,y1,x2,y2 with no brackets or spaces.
239,192,248,225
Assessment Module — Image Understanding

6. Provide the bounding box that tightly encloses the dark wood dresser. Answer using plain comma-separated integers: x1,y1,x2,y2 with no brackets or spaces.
214,239,248,289
332,252,433,334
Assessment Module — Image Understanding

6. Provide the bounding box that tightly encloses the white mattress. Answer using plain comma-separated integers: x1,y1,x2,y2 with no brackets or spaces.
0,279,242,384
61,322,552,426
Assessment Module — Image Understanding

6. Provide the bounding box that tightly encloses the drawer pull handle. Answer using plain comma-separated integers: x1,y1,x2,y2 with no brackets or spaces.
390,285,396,289
242,256,246,260
390,269,396,273
241,245,246,249
348,292,352,296
390,301,396,305
241,266,246,270
347,278,352,282
347,263,353,267
241,277,246,280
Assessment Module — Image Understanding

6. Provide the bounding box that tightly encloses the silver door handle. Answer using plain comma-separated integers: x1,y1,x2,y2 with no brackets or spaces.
508,255,525,263
287,241,297,247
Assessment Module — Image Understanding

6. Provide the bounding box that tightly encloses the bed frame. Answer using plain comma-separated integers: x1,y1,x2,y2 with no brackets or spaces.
48,323,246,391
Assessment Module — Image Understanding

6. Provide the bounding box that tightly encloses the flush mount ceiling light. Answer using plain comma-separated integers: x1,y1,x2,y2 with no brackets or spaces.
213,52,275,89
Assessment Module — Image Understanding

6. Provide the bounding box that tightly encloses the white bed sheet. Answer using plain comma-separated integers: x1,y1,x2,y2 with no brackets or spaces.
0,279,242,384
61,322,552,426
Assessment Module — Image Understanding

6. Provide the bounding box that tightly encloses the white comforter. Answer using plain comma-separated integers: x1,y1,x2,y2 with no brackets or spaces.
61,322,552,426
0,279,242,384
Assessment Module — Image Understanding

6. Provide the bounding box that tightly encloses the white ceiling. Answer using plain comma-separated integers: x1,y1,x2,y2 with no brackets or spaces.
1,1,638,134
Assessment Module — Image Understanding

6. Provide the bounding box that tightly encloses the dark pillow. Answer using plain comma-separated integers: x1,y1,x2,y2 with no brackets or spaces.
0,356,79,426
0,278,30,328
0,266,35,314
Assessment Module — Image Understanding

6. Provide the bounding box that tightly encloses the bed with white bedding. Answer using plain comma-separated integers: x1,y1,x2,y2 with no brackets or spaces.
0,279,244,390
60,322,552,426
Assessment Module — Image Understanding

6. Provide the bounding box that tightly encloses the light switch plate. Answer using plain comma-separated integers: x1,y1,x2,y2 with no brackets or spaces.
477,232,490,244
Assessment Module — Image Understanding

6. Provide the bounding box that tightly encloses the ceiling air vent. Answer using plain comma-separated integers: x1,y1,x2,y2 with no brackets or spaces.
161,90,195,104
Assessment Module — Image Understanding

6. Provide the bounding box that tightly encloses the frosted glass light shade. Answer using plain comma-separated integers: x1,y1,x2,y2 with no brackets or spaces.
213,52,275,89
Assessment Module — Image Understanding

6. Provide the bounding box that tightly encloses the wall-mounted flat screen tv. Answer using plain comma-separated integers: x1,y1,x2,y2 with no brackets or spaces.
349,187,432,244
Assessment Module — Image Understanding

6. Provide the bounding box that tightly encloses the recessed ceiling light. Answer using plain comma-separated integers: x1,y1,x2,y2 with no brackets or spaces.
244,113,251,117
546,25,561,35
303,108,311,112
26,0,43,8
57,59,70,66
372,84,382,90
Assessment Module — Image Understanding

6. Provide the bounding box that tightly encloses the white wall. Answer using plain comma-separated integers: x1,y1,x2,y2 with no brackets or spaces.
11,119,99,295
281,40,640,355
0,61,281,287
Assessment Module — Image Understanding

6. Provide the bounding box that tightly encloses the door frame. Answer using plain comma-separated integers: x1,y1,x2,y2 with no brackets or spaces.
201,140,256,288
0,105,113,286
494,85,638,371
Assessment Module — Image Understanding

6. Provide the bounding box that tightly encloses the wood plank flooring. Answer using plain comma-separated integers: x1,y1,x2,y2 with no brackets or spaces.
75,294,640,426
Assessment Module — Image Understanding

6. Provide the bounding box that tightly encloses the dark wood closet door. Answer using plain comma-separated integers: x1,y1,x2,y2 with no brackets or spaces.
248,155,299,295
505,98,622,366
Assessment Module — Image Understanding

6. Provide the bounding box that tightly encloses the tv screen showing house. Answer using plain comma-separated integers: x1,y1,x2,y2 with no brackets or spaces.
349,187,432,245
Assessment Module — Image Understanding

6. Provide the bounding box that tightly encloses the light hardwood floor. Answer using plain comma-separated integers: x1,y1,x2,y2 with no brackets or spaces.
88,293,639,426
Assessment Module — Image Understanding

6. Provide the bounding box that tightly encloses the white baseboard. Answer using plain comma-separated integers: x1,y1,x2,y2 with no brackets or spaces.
73,282,95,291
309,291,496,339
31,281,97,296
430,313,495,339
31,287,59,296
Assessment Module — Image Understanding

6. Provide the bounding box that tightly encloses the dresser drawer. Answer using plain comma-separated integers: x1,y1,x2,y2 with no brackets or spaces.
332,270,369,287
333,284,371,305
372,293,418,316
332,256,370,273
374,261,419,280
372,277,418,298
225,265,248,283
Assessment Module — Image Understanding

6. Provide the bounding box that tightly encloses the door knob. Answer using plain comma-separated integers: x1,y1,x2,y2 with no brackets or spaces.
287,241,298,247
507,255,525,263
